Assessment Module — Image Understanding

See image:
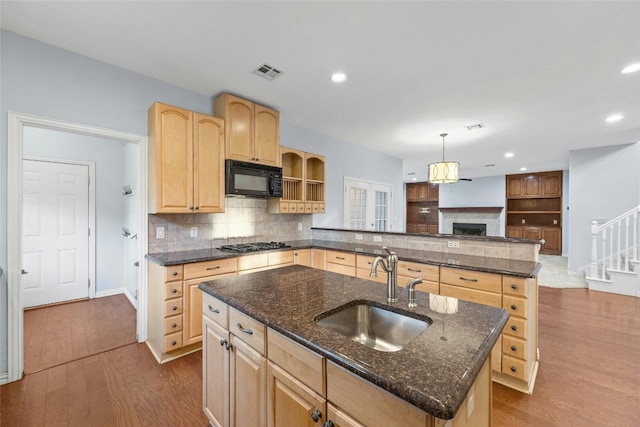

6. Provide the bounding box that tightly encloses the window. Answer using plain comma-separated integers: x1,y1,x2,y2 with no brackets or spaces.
343,177,393,231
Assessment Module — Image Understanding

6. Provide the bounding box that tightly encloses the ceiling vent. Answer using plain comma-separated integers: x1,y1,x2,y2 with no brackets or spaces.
252,63,284,81
465,123,485,130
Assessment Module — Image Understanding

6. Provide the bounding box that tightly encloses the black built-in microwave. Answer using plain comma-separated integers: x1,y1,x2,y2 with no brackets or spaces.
225,160,283,198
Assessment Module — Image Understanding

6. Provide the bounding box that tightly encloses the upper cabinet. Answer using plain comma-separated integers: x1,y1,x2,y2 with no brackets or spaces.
148,102,225,214
213,93,280,167
268,147,325,214
406,182,438,202
507,171,562,199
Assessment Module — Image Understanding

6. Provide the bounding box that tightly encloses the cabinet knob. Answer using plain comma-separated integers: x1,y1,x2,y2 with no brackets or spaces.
510,304,517,310
172,271,178,276
188,206,194,210
511,345,517,352
510,366,517,372
323,421,335,427
194,206,200,210
171,340,177,346
172,288,178,294
172,306,178,311
172,323,177,329
511,325,517,331
510,284,517,290
311,409,322,422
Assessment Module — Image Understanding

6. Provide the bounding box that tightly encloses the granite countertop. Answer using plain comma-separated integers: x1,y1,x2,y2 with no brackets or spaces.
198,265,509,420
146,239,540,278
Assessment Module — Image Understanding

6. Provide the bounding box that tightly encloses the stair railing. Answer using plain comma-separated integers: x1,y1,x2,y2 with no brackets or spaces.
590,206,640,280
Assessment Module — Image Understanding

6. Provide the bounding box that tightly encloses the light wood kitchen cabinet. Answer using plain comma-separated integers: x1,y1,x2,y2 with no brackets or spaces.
268,147,326,214
355,255,387,284
294,249,311,266
203,316,230,427
237,250,294,275
147,258,237,363
148,102,225,213
311,249,327,270
214,93,280,167
325,250,356,276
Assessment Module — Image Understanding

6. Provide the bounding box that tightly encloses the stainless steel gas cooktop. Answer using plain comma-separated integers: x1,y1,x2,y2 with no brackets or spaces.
218,242,290,253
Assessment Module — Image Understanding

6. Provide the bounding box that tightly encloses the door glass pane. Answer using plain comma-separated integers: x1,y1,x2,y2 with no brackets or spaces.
374,190,388,231
350,187,367,230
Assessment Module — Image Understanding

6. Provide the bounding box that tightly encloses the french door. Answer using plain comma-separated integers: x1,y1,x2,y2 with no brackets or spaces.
343,177,392,231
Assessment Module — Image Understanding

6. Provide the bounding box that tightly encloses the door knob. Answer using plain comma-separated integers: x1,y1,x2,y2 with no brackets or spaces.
21,269,29,275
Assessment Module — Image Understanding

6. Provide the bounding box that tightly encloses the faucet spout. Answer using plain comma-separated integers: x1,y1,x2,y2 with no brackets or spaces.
370,247,398,303
406,277,423,308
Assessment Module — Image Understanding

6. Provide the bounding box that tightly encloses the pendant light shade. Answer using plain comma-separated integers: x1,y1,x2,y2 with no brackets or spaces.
428,133,459,184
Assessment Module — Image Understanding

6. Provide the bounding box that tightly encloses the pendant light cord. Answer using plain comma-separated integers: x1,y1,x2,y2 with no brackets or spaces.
440,133,448,162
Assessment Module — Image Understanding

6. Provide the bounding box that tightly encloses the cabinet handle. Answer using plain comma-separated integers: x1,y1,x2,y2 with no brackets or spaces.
206,266,221,271
219,339,227,347
188,206,194,210
237,323,253,335
208,305,220,314
172,288,178,294
323,421,335,427
511,325,517,331
459,276,478,282
510,284,517,290
194,206,200,210
510,304,517,310
311,409,322,422
336,256,345,260
510,366,517,372
219,339,232,350
172,271,178,276
408,268,422,273
511,345,517,352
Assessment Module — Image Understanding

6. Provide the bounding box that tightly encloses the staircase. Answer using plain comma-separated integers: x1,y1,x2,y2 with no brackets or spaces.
585,206,640,297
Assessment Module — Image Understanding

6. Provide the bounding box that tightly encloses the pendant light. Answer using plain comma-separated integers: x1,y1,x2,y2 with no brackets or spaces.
428,133,459,184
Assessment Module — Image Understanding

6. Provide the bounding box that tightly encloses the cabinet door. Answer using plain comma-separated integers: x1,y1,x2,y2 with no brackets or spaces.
311,249,326,270
427,224,439,234
523,175,541,197
149,103,193,212
541,227,562,253
326,403,364,427
231,336,267,427
406,183,417,202
193,113,225,213
427,183,439,201
294,249,311,267
417,183,429,201
203,317,230,427
541,173,562,197
254,104,280,166
267,362,325,427
406,223,417,233
522,227,542,240
506,176,523,198
222,95,255,162
506,226,523,238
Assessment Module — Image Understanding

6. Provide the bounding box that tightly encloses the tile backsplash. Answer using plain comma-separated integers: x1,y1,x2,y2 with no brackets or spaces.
148,197,312,253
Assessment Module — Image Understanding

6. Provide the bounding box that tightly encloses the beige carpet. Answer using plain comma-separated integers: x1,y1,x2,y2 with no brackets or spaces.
537,255,587,288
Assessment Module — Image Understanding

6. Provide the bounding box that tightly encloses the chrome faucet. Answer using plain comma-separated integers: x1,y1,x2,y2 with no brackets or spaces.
370,247,399,303
406,277,423,308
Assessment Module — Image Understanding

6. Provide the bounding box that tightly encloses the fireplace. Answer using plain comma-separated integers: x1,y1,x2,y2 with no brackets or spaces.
453,222,487,236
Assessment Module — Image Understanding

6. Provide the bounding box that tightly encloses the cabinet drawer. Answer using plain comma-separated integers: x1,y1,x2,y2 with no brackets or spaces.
164,314,183,335
398,275,439,294
163,331,183,353
440,284,502,308
165,281,183,299
202,292,228,329
504,317,527,339
184,257,237,279
397,261,439,283
326,262,356,276
502,336,526,360
164,297,183,317
503,295,527,319
164,265,184,282
356,255,377,270
503,276,528,297
229,307,266,355
326,250,356,266
502,355,528,381
440,267,502,293
238,253,269,271
267,328,325,396
269,250,294,266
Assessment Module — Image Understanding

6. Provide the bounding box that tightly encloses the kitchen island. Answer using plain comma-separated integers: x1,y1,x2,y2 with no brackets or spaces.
199,265,508,426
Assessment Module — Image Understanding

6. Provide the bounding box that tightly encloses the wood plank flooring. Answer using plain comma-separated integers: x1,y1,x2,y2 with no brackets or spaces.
2,287,639,426
23,295,137,374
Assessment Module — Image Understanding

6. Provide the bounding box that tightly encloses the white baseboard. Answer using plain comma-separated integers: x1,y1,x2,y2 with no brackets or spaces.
95,288,126,298
0,371,8,385
124,288,138,309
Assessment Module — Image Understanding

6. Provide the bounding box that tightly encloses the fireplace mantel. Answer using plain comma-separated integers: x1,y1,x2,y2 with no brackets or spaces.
439,207,504,213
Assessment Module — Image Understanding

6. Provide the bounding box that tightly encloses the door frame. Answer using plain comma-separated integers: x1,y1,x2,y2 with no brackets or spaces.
23,156,97,302
343,176,393,231
7,112,148,383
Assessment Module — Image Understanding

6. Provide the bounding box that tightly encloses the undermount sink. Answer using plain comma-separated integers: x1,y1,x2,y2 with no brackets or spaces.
314,301,431,352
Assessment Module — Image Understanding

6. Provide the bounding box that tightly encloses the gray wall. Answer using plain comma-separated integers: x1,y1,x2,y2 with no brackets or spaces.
568,142,640,272
0,30,405,376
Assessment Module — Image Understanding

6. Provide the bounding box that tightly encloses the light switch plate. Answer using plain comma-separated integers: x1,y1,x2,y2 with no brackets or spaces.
156,227,165,239
190,226,198,237
447,241,459,248
355,233,363,240
373,235,382,242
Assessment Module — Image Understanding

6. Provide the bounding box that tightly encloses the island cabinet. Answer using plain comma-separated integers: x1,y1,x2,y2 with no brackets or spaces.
325,250,356,276
203,293,267,427
148,102,225,213
293,249,312,267
147,258,237,363
214,93,280,167
237,250,294,275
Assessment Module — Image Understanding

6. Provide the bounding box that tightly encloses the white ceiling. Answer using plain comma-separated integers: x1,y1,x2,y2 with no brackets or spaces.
2,1,639,181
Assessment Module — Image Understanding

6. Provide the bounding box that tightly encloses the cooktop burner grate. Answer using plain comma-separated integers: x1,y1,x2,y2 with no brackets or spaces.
218,241,290,253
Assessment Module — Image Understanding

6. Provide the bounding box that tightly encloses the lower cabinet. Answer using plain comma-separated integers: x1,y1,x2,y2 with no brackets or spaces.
267,363,325,427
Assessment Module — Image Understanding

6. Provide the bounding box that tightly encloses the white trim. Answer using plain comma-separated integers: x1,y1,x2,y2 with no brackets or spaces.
123,288,138,309
95,288,127,298
23,156,97,300
0,371,8,386
7,112,148,383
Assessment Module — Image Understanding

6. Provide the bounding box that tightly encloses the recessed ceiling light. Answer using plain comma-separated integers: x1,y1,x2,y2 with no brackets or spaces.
411,177,417,181
331,72,347,83
606,114,624,123
505,152,514,158
620,63,640,74
520,167,527,171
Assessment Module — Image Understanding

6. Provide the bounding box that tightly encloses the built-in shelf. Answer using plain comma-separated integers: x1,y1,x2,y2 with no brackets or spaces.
439,207,504,213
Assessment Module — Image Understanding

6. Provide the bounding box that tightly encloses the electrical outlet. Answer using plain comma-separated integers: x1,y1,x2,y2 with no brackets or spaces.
447,241,459,248
466,384,475,420
156,227,165,239
553,219,558,225
355,233,363,240
298,222,303,231
521,219,526,224
190,226,198,238
373,235,382,242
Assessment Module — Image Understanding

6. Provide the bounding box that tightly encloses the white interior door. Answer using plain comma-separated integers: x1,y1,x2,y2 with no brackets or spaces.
344,177,393,231
22,159,90,308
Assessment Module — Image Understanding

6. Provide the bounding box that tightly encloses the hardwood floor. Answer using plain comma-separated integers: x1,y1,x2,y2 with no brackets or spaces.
24,295,137,374
2,287,638,426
